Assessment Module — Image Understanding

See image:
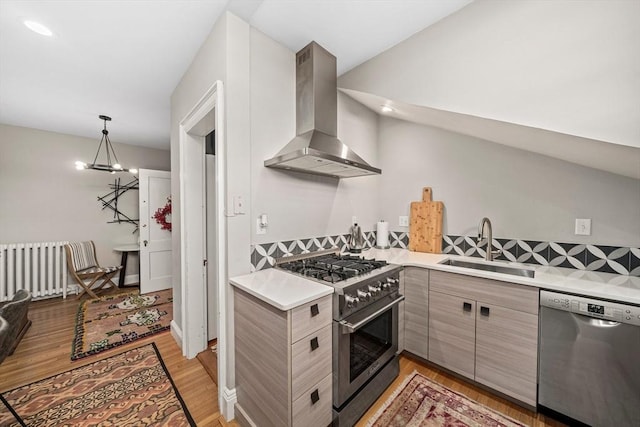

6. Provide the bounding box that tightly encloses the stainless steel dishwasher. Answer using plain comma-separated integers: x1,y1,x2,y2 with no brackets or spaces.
539,290,640,427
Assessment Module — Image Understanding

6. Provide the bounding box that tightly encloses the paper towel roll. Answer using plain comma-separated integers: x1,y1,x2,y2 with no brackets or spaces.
376,220,390,249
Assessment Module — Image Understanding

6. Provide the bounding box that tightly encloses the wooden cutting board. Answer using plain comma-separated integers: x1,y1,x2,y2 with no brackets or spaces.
409,187,444,253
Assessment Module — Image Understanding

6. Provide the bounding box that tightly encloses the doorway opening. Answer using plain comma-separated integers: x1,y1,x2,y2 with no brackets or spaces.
178,81,230,417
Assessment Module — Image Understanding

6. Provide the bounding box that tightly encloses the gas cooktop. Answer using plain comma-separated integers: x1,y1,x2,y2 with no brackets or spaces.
277,253,388,284
275,249,402,293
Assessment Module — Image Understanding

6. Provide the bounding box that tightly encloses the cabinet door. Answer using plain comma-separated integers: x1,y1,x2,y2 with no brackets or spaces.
403,267,429,358
475,302,538,407
428,291,475,379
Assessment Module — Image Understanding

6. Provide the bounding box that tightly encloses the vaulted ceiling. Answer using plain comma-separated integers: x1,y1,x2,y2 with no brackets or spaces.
2,0,637,179
0,0,471,148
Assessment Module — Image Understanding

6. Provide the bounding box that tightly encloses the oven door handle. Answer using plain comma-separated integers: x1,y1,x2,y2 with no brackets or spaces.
339,295,405,334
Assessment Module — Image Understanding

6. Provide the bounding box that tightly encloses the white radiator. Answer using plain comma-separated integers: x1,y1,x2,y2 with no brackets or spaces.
0,241,69,301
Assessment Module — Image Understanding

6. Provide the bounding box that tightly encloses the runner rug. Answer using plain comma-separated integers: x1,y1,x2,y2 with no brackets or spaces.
366,371,527,427
71,289,172,360
0,343,195,427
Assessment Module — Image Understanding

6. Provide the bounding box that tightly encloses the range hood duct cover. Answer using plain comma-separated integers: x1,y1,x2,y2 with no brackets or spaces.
264,42,381,178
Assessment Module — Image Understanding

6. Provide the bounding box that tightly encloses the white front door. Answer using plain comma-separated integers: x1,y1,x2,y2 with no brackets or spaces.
139,169,172,293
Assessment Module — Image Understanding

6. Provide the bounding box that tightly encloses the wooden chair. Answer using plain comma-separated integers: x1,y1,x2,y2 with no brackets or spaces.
64,241,121,299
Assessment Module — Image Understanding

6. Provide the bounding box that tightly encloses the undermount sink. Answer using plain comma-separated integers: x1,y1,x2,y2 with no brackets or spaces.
439,258,535,278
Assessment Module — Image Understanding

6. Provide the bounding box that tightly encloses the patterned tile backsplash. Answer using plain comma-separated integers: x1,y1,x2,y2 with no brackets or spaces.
443,235,639,276
251,232,639,276
251,231,408,271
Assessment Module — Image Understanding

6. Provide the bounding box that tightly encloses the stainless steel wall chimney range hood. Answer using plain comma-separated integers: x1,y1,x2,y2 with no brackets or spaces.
264,42,381,178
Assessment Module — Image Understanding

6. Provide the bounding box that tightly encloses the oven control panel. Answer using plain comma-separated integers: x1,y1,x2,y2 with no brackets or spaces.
338,270,401,319
540,290,640,326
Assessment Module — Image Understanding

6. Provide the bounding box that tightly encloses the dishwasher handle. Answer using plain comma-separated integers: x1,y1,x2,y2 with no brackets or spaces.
572,311,622,327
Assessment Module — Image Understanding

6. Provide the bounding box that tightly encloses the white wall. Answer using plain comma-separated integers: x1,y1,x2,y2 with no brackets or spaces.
378,117,640,247
170,10,251,396
339,0,640,149
250,28,381,243
170,12,227,331
0,123,170,274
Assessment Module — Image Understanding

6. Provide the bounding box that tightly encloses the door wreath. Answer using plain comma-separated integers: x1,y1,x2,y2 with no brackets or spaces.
153,197,172,232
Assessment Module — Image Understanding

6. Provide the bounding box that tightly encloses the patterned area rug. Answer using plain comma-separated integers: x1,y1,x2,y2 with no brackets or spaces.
0,343,195,426
366,371,527,427
72,289,172,360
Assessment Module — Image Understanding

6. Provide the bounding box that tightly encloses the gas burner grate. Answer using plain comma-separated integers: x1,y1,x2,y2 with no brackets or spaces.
322,273,344,283
277,253,388,283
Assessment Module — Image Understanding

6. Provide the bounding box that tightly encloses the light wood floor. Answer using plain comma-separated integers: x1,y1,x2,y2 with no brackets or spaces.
356,353,566,427
0,288,237,427
2,290,564,427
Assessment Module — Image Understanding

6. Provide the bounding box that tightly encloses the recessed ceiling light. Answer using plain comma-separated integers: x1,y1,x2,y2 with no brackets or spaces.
24,20,53,37
381,105,394,113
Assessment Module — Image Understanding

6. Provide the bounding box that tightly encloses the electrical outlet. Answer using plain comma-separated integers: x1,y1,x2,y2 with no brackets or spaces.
234,196,245,214
352,216,358,225
399,216,409,227
575,218,591,236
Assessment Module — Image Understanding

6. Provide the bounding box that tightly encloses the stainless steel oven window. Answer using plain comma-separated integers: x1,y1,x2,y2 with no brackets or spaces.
334,294,402,408
349,308,393,381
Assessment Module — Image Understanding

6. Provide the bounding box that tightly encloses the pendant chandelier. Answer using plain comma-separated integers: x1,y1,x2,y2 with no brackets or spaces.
75,115,137,174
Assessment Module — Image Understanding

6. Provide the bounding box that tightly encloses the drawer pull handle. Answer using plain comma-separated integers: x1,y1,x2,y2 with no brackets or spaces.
310,389,319,404
310,303,319,317
310,337,319,351
463,302,472,312
480,306,490,316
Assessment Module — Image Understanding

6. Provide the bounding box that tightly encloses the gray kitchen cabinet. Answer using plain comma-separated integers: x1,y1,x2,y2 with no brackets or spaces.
428,290,475,379
403,267,429,359
397,269,405,353
475,302,538,406
428,270,539,407
234,288,333,427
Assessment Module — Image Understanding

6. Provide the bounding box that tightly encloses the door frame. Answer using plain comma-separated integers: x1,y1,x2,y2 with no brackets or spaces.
178,80,230,416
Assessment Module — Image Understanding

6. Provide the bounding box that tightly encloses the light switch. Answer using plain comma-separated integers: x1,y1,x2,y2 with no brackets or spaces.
575,218,591,236
256,218,266,235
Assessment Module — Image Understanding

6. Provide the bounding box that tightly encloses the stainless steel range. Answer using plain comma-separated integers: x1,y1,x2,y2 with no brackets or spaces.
277,249,404,426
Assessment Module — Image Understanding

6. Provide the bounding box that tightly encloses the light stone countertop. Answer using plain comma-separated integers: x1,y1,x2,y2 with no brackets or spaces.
230,268,333,311
360,248,640,305
230,248,640,310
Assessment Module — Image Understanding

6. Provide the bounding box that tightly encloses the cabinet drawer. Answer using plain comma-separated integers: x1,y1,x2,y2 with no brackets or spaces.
292,374,333,427
291,324,332,400
291,295,332,343
430,270,538,314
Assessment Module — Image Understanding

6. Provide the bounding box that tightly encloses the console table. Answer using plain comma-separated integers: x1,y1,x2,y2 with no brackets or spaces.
113,244,140,288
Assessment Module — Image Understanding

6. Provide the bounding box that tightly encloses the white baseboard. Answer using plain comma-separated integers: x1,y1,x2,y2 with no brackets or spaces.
170,320,183,349
221,387,237,421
